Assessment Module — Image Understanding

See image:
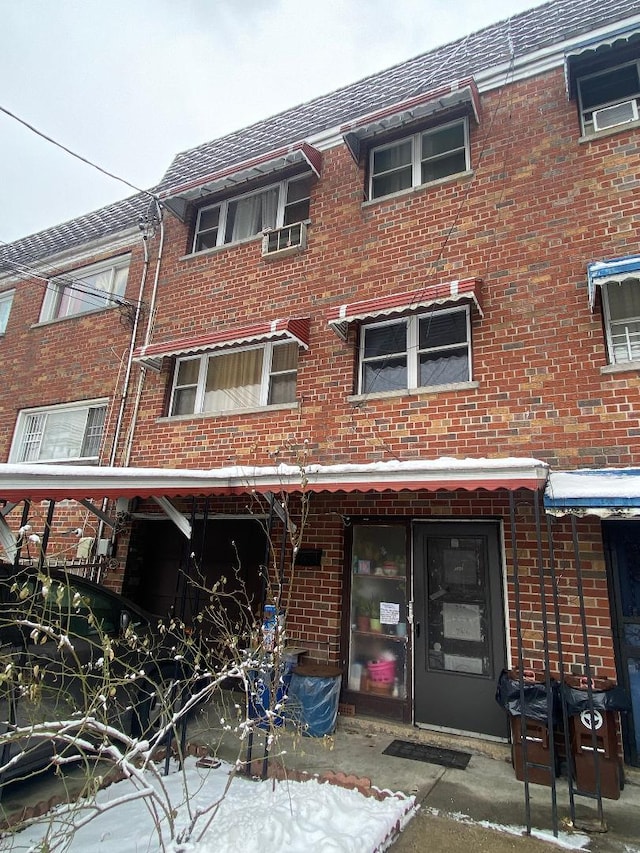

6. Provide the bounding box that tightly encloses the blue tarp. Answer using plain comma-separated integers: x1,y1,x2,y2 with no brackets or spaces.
544,468,640,517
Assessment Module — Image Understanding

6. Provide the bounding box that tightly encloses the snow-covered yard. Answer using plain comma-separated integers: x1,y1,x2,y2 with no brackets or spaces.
8,756,416,852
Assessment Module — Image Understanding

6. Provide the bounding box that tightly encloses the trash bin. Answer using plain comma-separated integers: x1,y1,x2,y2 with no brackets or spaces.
496,668,559,786
287,664,342,737
248,662,293,729
563,675,630,800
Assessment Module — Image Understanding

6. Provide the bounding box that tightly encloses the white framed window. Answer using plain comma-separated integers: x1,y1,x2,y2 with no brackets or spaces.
0,289,15,334
39,256,130,322
601,280,640,365
193,174,312,253
369,118,469,200
578,61,640,136
10,401,108,463
170,341,299,416
359,307,471,394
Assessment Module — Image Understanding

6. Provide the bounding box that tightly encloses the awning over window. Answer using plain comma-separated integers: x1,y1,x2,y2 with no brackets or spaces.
0,457,548,503
545,468,640,518
161,142,322,221
327,278,482,340
564,24,640,99
133,318,310,371
587,255,640,310
341,78,480,163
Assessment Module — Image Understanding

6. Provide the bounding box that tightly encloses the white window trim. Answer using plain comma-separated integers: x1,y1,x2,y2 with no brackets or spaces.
358,306,472,395
601,279,640,366
9,399,109,464
192,175,310,254
368,117,470,201
577,59,640,137
169,341,298,416
38,255,131,323
0,289,15,334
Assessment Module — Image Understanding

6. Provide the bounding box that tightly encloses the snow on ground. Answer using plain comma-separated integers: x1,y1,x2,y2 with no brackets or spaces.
9,757,416,852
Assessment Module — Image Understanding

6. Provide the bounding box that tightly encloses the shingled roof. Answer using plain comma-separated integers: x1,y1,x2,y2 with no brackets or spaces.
1,0,638,273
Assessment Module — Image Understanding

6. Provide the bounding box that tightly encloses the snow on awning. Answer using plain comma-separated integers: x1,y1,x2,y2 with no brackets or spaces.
133,318,310,371
587,255,640,310
341,78,480,163
544,468,640,518
0,457,548,503
327,279,482,340
564,24,640,99
161,142,322,221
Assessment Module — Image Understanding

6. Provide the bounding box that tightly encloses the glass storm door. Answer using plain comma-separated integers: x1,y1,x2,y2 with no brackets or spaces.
604,521,640,766
413,522,508,738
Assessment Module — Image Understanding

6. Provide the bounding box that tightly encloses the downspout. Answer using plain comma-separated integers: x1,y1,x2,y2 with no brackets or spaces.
123,198,165,467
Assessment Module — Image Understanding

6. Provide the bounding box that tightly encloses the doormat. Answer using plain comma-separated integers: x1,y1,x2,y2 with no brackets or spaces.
382,740,472,769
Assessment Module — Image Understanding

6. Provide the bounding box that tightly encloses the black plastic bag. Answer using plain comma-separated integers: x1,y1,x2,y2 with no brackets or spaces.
495,668,558,723
562,681,631,716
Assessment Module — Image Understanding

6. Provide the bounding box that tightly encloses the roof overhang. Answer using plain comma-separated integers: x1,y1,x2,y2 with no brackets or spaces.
161,142,322,222
340,78,480,163
564,24,640,100
327,278,483,340
587,255,640,311
0,458,549,503
133,318,310,372
544,468,640,518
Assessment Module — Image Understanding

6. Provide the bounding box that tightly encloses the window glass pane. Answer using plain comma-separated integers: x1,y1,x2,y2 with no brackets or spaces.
268,373,296,404
363,357,407,393
176,359,200,386
580,64,640,111
373,140,412,174
372,140,413,199
419,349,469,386
173,388,197,415
199,207,220,231
39,409,87,460
421,123,465,158
225,188,279,243
286,176,312,204
421,150,467,183
363,322,406,358
271,342,298,372
419,312,467,348
204,349,263,410
20,414,46,462
606,281,640,321
80,406,106,458
0,291,14,334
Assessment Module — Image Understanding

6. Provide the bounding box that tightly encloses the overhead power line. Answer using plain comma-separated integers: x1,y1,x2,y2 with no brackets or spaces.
0,103,158,201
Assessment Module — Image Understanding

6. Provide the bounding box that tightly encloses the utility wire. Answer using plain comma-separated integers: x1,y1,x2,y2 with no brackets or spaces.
0,103,158,201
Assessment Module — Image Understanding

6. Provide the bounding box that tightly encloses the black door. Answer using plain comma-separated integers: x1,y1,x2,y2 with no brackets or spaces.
413,522,508,738
604,520,640,766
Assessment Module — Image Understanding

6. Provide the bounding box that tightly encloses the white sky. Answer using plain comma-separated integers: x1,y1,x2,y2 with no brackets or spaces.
1,0,542,244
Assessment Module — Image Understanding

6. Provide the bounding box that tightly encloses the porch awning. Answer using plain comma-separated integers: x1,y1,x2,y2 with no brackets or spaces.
161,141,322,221
132,318,310,371
587,255,640,310
327,279,482,340
0,457,548,503
544,468,640,518
341,78,480,163
564,24,640,99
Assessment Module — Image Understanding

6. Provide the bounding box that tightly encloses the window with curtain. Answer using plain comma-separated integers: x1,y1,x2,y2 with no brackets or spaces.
602,280,640,365
0,289,15,334
359,307,471,394
369,118,469,200
39,257,130,322
193,175,312,253
10,401,108,463
169,342,299,415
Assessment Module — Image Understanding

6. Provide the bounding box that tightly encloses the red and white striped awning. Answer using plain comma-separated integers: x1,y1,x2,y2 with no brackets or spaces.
327,279,482,340
0,458,549,503
133,318,310,371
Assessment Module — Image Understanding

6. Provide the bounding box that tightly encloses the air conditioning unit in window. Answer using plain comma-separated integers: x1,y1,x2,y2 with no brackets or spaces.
592,99,638,132
262,222,307,257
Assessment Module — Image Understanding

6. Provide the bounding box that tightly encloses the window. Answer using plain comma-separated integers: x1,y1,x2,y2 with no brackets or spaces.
601,281,640,365
369,119,469,200
0,290,15,334
359,307,471,394
578,61,640,135
170,341,299,415
10,401,108,463
39,256,130,322
193,175,312,253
